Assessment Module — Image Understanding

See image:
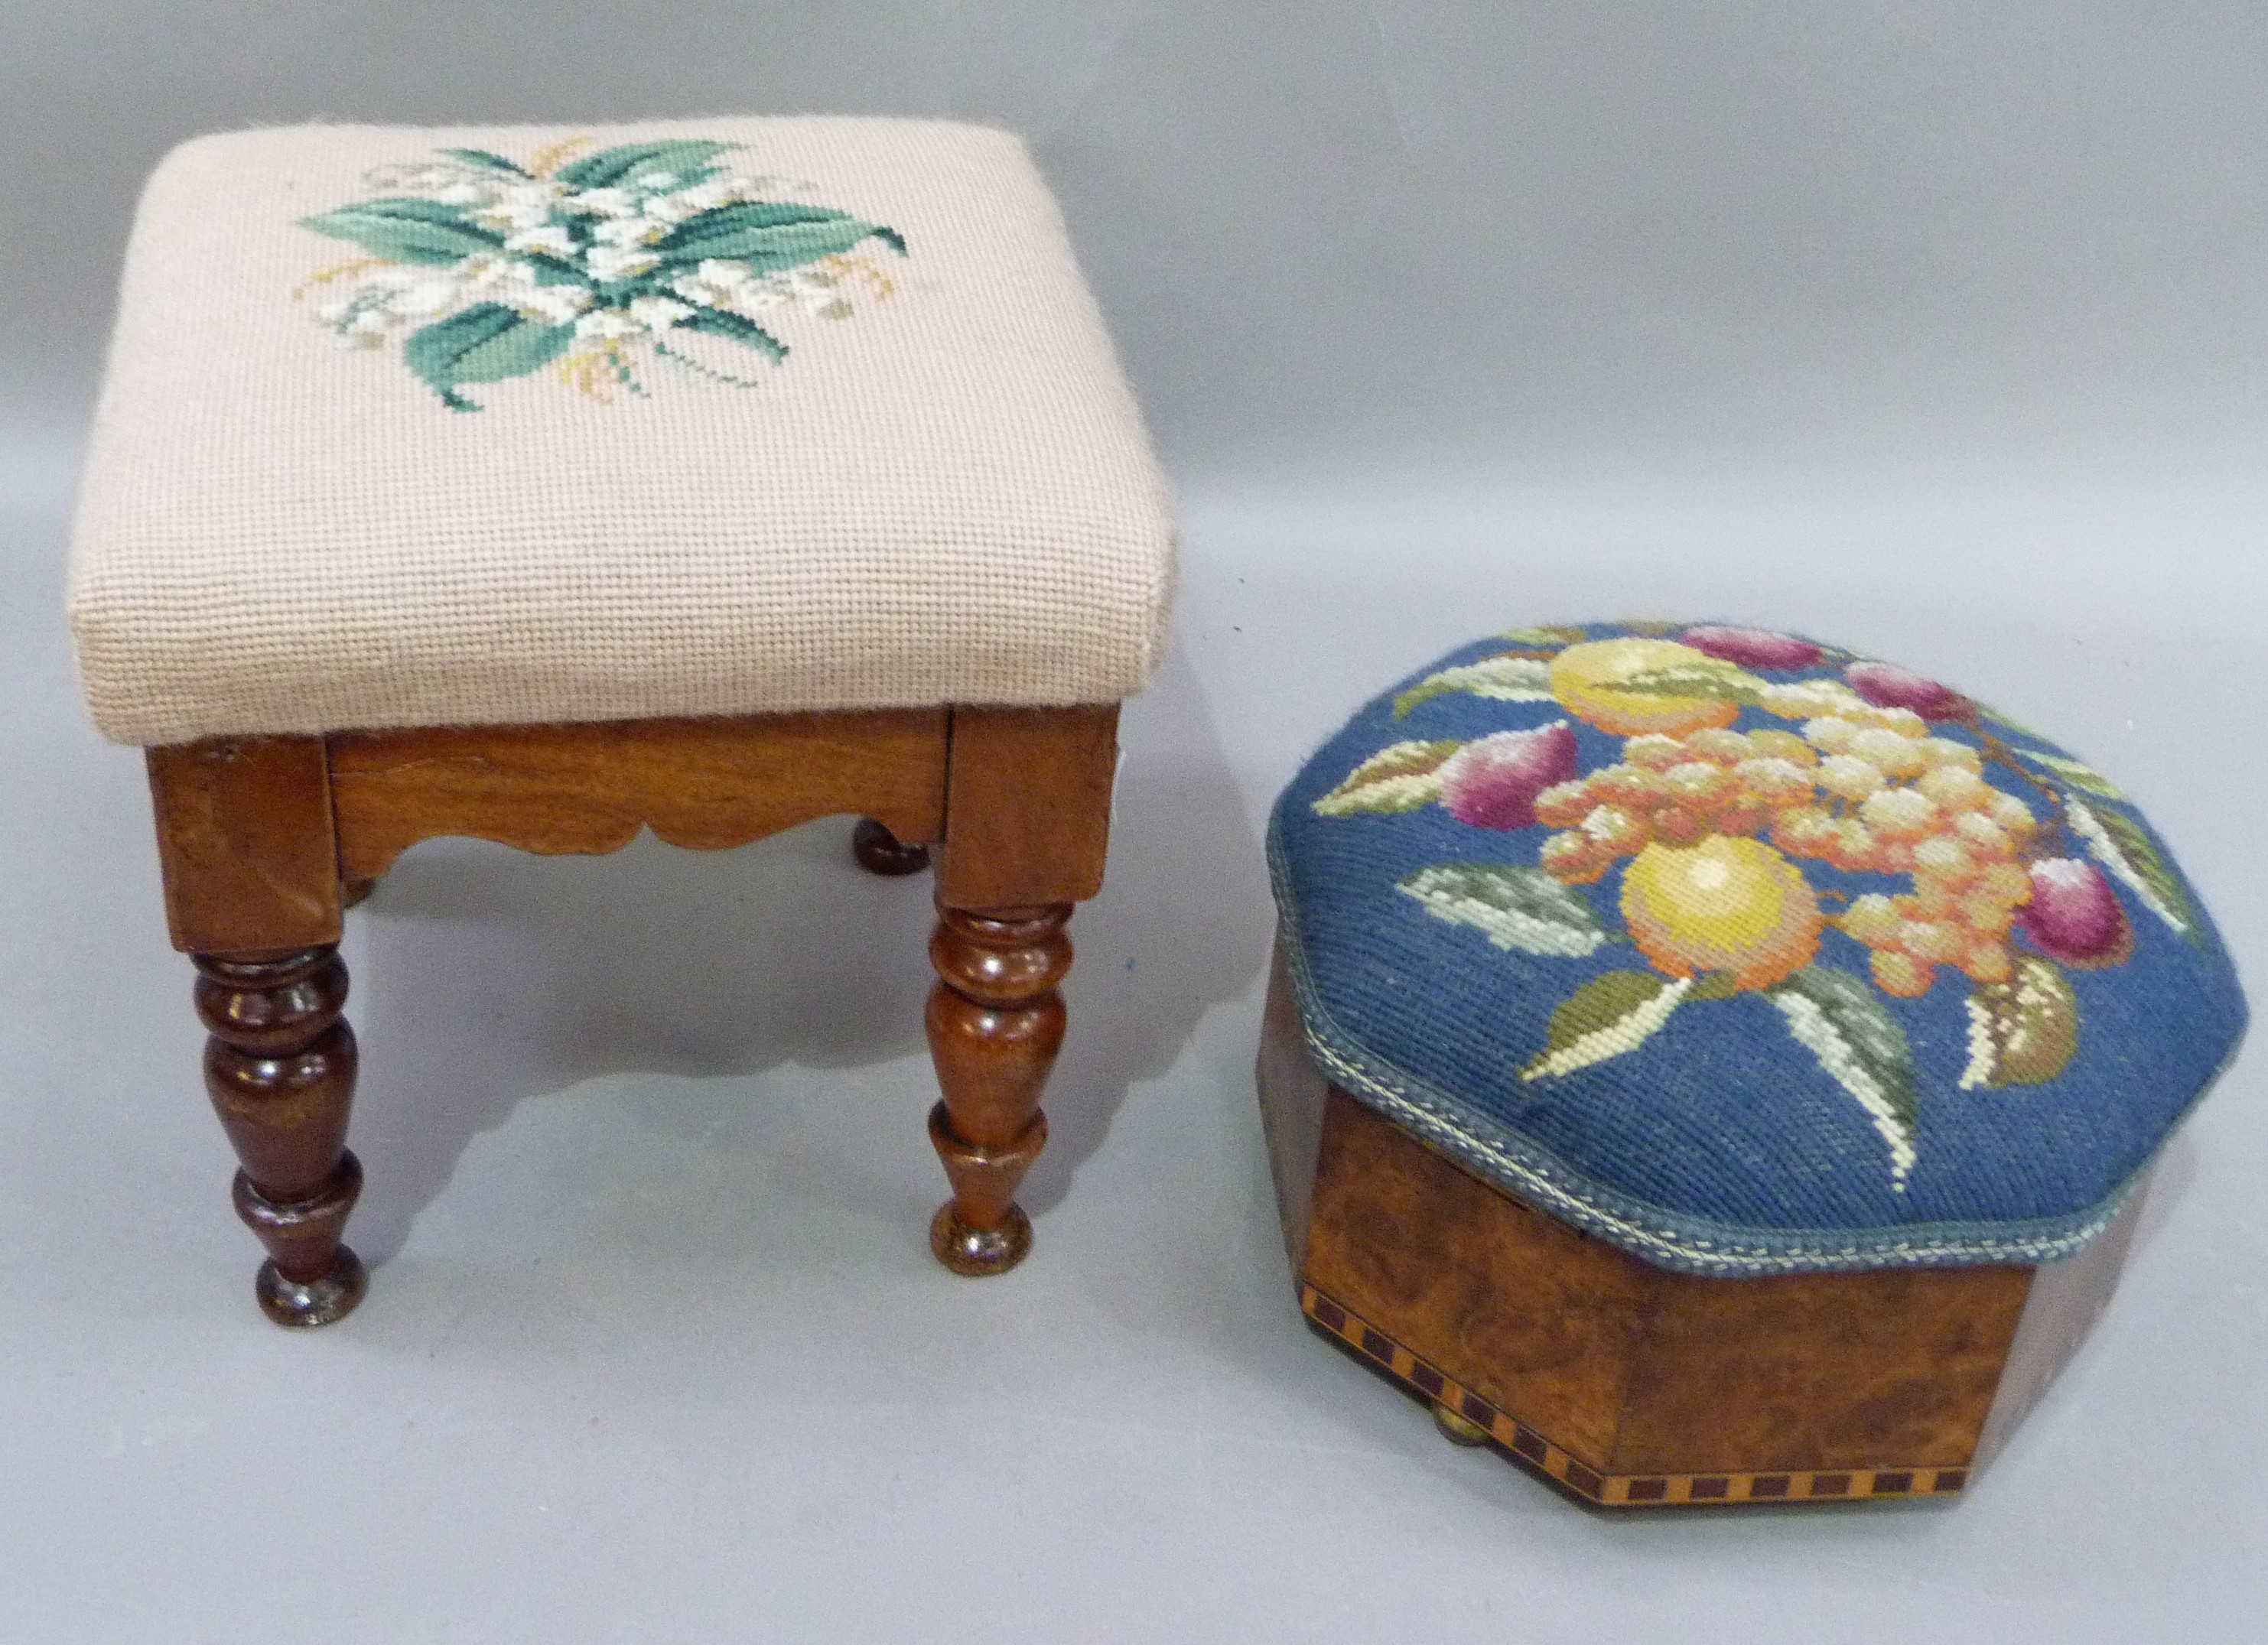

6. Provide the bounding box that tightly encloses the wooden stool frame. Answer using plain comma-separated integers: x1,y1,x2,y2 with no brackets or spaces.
147,703,1118,1325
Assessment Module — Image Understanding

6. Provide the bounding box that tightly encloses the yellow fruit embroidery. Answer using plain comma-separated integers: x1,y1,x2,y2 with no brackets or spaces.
1549,638,1744,737
1620,836,1821,991
1329,622,2185,1194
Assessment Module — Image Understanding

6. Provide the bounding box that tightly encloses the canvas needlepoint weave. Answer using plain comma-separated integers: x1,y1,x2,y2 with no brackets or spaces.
67,117,1175,746
1270,622,2248,1276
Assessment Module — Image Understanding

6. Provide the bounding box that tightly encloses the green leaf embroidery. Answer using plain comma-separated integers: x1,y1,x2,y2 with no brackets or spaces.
1311,739,1462,815
523,255,599,289
677,307,787,363
1608,661,1766,706
652,202,906,271
402,304,575,411
1398,863,1609,958
1500,625,1589,648
1521,971,1691,1081
1960,954,2079,1089
1765,964,1920,1187
2016,747,2126,800
299,141,904,409
2065,797,2196,936
555,140,736,190
298,198,505,266
440,147,532,177
1392,654,1554,717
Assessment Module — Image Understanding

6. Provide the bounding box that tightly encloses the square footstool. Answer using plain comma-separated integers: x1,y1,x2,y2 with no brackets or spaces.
68,119,1173,1324
1261,623,2246,1506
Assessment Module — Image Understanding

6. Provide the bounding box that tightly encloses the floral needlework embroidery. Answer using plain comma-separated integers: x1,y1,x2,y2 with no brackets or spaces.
1313,624,2198,1191
294,138,907,410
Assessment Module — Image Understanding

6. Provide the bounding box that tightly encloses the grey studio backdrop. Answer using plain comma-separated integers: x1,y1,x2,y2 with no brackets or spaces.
2,5,2262,1640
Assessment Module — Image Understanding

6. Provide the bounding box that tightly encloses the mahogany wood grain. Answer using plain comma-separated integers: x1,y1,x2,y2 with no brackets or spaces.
147,737,342,955
936,706,1117,910
144,701,1124,1315
924,903,1072,1275
195,946,366,1327
328,709,948,881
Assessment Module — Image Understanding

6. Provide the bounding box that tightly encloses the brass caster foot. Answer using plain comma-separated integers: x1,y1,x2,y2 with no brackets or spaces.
255,1249,368,1328
1433,1402,1491,1447
929,1202,1032,1276
854,818,931,876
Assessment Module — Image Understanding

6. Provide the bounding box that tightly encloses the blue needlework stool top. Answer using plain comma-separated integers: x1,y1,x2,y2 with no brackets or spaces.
1268,622,2247,1275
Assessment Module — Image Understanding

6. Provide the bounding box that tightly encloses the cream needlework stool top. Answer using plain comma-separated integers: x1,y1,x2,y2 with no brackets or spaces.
68,118,1176,746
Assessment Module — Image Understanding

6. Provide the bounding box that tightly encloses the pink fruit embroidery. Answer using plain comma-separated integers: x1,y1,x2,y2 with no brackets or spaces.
1439,722,1580,831
1679,626,1822,669
2017,857,2133,967
1845,660,1974,723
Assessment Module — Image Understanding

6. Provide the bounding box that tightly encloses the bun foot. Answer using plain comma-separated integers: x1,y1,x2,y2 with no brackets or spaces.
853,818,931,876
929,1201,1032,1276
254,1247,368,1328
1433,1402,1492,1447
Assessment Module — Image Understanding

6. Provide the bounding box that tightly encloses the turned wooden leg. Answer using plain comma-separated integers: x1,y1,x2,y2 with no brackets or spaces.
194,946,367,1327
853,817,931,876
925,903,1072,1275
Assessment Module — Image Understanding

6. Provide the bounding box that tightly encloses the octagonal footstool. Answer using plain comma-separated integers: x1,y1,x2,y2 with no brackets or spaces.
1260,622,2246,1507
68,119,1172,1323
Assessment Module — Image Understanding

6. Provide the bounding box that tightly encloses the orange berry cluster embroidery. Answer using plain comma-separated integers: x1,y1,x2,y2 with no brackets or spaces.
1313,623,2199,1189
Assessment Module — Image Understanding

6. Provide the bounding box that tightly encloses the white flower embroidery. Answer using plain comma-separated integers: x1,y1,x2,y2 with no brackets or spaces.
774,266,859,320
639,190,706,227
516,284,593,325
672,179,733,214
563,187,639,219
584,244,662,281
300,138,906,408
591,216,663,248
626,294,694,332
669,258,757,308
391,279,461,317
574,307,646,341
337,307,400,348
502,224,576,258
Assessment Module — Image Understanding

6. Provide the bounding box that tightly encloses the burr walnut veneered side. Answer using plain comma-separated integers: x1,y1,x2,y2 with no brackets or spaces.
1258,951,2145,1507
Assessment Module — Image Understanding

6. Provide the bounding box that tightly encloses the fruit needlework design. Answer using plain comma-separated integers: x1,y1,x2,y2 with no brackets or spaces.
294,138,906,409
1313,624,2200,1187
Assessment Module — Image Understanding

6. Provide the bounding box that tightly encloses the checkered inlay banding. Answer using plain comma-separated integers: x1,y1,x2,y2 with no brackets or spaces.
1300,1284,1970,1508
